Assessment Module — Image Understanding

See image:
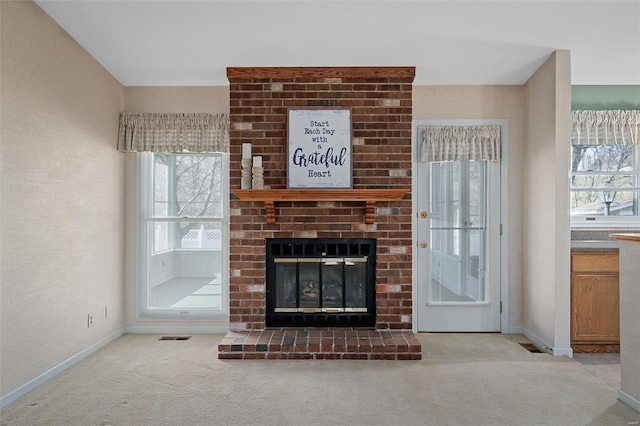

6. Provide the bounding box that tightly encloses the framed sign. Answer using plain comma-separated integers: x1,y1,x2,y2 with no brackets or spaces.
287,108,352,188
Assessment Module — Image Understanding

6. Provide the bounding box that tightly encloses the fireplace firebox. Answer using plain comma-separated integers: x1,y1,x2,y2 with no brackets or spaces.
266,238,376,328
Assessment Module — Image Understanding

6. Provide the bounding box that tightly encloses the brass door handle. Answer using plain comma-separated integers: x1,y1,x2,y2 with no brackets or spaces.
420,211,428,218
420,241,428,249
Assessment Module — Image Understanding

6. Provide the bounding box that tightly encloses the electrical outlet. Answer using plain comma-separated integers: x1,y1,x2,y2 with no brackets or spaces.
87,314,94,328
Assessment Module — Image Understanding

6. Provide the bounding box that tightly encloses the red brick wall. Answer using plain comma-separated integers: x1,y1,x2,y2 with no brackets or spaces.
227,67,415,330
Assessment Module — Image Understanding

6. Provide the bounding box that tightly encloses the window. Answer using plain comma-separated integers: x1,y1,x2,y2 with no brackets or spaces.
138,152,228,318
571,145,639,227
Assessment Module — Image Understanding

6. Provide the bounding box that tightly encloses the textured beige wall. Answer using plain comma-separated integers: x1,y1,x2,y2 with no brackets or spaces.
618,239,640,405
552,51,572,354
125,86,229,113
123,87,229,329
413,85,525,330
1,1,125,397
522,51,572,352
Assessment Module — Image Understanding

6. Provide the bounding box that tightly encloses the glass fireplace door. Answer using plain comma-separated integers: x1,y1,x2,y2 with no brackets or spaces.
273,257,368,313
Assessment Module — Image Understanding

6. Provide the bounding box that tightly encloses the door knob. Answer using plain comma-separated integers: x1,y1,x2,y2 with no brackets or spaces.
420,211,428,218
420,241,428,249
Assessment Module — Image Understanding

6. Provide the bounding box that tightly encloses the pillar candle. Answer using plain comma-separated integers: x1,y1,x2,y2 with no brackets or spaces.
253,156,262,168
242,143,252,159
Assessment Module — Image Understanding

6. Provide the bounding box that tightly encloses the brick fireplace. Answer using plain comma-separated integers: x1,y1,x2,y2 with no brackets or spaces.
219,67,421,359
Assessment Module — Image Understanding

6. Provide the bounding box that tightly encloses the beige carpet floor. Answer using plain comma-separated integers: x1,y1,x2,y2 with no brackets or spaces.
1,333,639,426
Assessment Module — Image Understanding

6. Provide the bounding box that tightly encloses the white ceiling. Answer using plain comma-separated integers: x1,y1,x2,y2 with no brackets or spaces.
34,0,640,87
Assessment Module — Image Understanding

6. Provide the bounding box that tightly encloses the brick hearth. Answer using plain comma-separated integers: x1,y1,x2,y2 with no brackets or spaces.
218,329,421,360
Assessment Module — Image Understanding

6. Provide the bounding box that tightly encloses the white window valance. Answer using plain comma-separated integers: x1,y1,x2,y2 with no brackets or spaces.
420,125,501,162
117,113,229,153
572,110,639,146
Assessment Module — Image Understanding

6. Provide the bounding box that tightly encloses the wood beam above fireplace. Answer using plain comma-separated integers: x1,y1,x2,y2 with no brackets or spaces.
233,188,409,224
227,66,416,81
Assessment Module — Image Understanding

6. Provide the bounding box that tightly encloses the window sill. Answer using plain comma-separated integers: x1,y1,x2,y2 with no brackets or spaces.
571,217,640,229
151,248,222,256
137,312,228,321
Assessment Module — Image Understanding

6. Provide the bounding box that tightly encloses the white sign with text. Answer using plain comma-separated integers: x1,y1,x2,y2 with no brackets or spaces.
287,109,352,188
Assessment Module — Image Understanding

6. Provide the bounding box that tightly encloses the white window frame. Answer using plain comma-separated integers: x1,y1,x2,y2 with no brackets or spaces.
570,144,640,229
136,152,229,319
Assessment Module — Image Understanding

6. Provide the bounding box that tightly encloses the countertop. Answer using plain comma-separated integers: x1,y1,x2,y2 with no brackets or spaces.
572,229,618,251
570,242,618,251
610,233,640,243
571,228,640,251
571,229,640,251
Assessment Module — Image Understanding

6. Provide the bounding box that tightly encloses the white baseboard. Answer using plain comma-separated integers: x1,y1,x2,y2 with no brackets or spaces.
0,328,125,410
619,390,640,413
552,346,574,357
125,325,228,334
522,328,573,357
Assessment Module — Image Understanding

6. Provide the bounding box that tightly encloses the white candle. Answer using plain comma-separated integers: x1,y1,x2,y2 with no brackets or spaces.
253,156,262,168
242,143,252,159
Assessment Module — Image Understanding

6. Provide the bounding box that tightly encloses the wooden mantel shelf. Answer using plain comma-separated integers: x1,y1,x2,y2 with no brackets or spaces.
232,188,409,224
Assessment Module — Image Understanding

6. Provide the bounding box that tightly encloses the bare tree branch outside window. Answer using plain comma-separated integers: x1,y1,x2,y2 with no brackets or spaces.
153,153,224,249
571,145,637,216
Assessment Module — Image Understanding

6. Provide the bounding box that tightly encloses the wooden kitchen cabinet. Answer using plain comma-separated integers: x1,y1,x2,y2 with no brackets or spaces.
571,251,620,353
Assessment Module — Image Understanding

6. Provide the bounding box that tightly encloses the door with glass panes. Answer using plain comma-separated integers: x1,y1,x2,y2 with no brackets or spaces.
416,123,501,332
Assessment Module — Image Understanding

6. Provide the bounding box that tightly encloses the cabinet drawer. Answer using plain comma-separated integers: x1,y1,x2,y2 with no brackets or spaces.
571,252,619,273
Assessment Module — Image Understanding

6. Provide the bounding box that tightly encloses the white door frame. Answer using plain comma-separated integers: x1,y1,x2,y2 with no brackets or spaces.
412,119,509,333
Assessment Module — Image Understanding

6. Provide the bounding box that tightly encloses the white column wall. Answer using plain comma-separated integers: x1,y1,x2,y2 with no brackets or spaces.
522,51,572,355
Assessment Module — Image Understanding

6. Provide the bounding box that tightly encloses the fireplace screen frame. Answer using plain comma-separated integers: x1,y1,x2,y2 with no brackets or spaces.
266,238,376,328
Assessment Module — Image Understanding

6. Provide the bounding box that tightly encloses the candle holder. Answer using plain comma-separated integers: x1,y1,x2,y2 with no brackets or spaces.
252,166,264,189
241,158,252,189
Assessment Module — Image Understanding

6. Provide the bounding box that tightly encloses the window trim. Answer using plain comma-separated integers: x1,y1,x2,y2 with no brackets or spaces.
136,152,229,320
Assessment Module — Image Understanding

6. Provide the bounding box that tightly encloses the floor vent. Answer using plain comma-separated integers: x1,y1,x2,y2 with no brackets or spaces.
519,342,544,353
159,336,192,341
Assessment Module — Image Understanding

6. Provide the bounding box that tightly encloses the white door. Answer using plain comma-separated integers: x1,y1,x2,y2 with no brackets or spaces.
416,128,502,332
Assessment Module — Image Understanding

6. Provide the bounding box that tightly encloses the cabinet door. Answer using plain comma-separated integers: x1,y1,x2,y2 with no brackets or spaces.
571,274,620,343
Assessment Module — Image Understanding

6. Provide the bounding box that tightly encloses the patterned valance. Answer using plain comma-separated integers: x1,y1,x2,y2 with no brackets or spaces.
572,110,639,145
117,113,229,153
420,125,501,162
